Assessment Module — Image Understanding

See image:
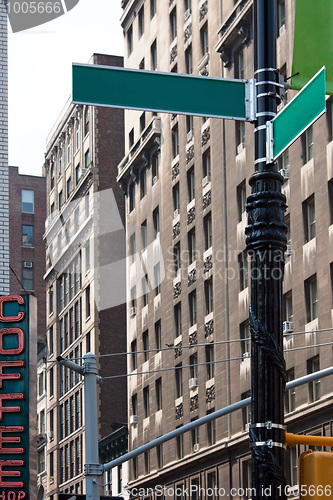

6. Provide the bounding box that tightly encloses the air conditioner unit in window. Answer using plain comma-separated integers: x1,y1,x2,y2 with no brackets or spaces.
23,261,33,268
130,415,138,425
130,307,136,317
242,352,250,361
173,208,179,219
152,176,158,185
279,24,286,36
237,143,244,155
202,176,209,187
283,321,293,334
80,167,88,177
189,378,198,389
184,8,191,21
193,443,200,452
48,431,54,441
285,245,292,256
187,130,193,142
279,168,289,180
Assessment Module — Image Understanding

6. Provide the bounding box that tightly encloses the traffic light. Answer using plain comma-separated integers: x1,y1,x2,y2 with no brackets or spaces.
299,450,333,498
58,495,124,500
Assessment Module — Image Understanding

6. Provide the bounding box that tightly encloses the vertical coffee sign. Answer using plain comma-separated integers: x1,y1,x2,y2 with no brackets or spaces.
0,295,37,499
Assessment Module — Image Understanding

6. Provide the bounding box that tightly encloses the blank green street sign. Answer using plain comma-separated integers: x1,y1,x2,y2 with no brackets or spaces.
268,66,326,160
72,63,254,121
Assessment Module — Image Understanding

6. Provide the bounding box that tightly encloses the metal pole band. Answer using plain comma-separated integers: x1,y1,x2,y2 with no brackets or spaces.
251,440,287,450
250,422,286,431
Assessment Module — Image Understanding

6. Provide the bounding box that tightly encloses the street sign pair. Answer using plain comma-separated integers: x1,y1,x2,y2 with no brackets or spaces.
72,63,326,163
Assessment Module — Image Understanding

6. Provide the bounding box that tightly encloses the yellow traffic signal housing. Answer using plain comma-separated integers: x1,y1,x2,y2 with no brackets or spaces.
299,450,333,498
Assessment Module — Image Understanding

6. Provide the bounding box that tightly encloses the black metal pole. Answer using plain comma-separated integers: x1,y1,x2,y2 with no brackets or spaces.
246,0,287,498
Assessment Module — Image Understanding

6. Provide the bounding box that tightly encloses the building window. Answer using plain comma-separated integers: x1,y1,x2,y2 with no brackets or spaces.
127,25,133,56
84,107,90,136
131,393,137,416
185,45,193,74
277,0,286,34
240,320,250,357
48,325,53,354
152,322,161,355
153,206,160,238
191,420,199,449
141,220,147,249
58,150,63,175
235,48,244,79
22,262,34,290
151,39,157,70
200,23,209,56
242,391,251,430
186,115,193,138
85,284,90,319
237,181,247,222
131,340,137,371
138,5,144,37
75,122,80,151
236,121,245,154
50,162,55,190
190,353,198,379
173,243,181,276
84,149,90,169
307,355,320,402
207,409,216,445
142,330,149,362
239,252,249,291
152,152,159,182
204,213,212,250
38,448,45,474
175,364,183,398
205,343,214,380
176,429,184,459
156,378,162,410
188,229,196,264
187,167,195,202
173,183,180,215
285,368,295,413
67,177,72,198
189,291,197,326
130,286,136,312
140,169,147,199
142,274,148,306
129,233,136,264
175,302,182,337
21,189,34,213
283,292,293,334
203,149,211,181
140,112,146,133
154,263,161,295
157,444,163,468
143,386,150,418
129,182,135,212
66,137,71,165
207,472,216,500
150,0,156,18
303,125,314,163
242,460,252,498
305,275,318,323
170,8,177,41
128,128,135,149
205,278,213,315
21,225,34,247
303,195,316,242
172,124,179,158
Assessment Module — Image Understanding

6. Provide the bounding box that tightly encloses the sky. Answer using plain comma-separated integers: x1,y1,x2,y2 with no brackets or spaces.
8,0,124,177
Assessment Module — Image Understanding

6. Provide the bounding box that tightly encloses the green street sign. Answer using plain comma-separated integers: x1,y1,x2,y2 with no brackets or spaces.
267,66,326,161
72,63,255,121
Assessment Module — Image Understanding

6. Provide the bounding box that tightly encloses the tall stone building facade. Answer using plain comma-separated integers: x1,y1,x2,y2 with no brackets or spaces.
0,0,8,295
43,54,127,498
118,0,333,497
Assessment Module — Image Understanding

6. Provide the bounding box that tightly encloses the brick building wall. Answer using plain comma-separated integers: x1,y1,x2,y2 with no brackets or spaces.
9,166,46,347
